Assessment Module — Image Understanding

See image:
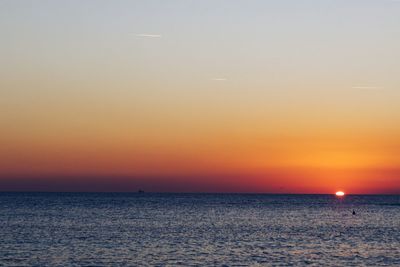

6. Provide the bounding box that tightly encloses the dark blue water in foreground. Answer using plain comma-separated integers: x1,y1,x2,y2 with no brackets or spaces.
0,193,399,266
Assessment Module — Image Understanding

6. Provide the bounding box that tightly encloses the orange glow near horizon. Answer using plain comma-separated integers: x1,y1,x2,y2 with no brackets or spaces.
0,125,400,193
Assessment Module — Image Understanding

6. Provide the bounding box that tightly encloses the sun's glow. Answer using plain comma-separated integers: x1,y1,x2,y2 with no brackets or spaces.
335,191,345,197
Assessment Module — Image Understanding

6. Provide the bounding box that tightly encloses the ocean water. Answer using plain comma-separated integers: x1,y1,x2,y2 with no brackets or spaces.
0,193,399,266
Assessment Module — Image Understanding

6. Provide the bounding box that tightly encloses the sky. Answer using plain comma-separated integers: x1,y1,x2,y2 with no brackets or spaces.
1,0,400,193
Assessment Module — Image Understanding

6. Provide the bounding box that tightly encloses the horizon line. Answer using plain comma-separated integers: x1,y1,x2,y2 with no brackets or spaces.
0,191,398,195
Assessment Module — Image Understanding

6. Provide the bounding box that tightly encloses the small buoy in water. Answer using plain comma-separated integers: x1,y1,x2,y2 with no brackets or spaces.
352,210,356,215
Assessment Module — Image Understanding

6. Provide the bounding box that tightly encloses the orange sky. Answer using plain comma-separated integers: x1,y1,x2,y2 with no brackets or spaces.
1,122,399,193
1,1,400,193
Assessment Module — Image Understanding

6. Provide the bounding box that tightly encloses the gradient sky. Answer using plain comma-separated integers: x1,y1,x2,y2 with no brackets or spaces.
1,0,400,193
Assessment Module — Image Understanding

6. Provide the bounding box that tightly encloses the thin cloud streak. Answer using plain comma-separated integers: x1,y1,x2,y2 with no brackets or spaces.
351,86,384,90
135,34,162,38
212,78,227,81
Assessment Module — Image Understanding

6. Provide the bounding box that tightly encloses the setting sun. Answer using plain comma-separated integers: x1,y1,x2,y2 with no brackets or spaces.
335,191,345,197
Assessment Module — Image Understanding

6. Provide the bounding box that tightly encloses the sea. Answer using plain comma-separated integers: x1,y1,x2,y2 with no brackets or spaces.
0,193,399,266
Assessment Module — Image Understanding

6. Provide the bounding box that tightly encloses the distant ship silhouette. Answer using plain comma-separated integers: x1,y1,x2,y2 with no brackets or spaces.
138,189,145,193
